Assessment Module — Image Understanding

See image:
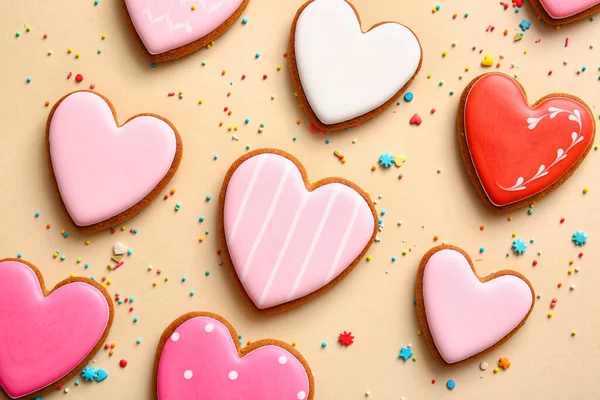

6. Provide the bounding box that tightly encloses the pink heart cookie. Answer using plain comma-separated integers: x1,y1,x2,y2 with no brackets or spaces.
123,0,250,62
47,91,182,233
530,0,600,24
416,245,535,365
154,312,314,400
219,149,377,312
0,259,113,399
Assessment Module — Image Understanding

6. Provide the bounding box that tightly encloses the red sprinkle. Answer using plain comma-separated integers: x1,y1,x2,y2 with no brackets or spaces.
67,72,73,80
579,252,584,258
167,92,175,97
164,194,169,200
110,229,116,234
548,71,553,76
216,249,222,255
89,83,96,90
129,307,134,312
104,344,110,350
43,33,48,39
431,379,436,384
398,174,403,180
119,359,128,368
560,218,565,223
75,74,83,82
262,74,268,80
241,75,246,80
565,38,569,47
532,260,538,266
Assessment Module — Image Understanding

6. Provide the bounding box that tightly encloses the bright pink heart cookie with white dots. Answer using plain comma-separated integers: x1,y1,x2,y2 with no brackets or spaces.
154,313,314,400
529,0,600,25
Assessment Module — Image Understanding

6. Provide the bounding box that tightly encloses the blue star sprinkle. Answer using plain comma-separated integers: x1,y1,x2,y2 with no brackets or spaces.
512,239,527,255
378,153,395,168
81,366,98,382
572,231,588,246
399,347,413,361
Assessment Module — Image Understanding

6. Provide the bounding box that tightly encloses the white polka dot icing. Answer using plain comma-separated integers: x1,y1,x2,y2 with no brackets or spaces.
205,323,214,333
156,316,312,399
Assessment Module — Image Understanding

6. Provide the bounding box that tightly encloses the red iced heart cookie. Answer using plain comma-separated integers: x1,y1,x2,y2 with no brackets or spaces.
154,312,314,400
458,73,595,211
0,259,113,399
219,149,377,313
416,245,535,366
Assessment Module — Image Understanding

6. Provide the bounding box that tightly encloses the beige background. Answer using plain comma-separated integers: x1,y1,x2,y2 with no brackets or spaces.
1,0,599,399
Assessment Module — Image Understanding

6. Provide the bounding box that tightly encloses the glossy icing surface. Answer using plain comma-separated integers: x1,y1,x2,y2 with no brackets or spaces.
422,249,533,364
156,316,310,400
48,91,178,227
294,0,421,125
125,0,244,55
0,260,110,399
223,153,375,309
539,0,600,19
464,73,593,207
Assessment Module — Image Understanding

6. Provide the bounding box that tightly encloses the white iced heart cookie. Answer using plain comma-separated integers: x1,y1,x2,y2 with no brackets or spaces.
289,0,422,131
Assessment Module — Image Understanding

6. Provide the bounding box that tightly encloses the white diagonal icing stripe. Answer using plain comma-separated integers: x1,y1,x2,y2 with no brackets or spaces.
325,196,362,283
257,193,309,306
240,163,292,283
286,185,341,301
227,155,268,246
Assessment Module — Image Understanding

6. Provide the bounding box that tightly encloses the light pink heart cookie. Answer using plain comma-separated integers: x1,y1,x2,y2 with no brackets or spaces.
416,245,535,366
531,0,600,24
0,259,113,399
123,0,250,62
154,313,314,400
47,91,182,232
219,149,377,313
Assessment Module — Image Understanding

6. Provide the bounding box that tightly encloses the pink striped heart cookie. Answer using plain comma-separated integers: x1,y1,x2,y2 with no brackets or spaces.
154,312,314,400
416,245,535,366
219,149,377,313
529,0,600,25
123,0,250,62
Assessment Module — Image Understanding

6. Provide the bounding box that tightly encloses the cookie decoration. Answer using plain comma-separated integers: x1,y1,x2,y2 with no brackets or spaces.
416,245,535,366
458,72,595,211
0,259,113,399
47,91,183,233
529,0,600,25
219,149,377,313
154,312,314,400
288,0,422,131
123,0,250,62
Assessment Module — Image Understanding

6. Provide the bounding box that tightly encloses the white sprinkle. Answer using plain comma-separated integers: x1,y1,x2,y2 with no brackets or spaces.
205,324,214,333
184,370,193,380
278,356,288,365
171,332,180,342
297,391,307,400
228,370,238,381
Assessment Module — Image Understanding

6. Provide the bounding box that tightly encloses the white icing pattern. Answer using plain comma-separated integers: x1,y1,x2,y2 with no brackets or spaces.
294,0,421,125
497,107,584,192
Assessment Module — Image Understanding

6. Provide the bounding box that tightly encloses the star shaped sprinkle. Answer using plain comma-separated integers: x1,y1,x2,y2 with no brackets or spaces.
338,331,355,347
512,238,527,255
378,153,395,168
498,357,511,370
399,347,413,361
572,231,588,246
81,366,98,382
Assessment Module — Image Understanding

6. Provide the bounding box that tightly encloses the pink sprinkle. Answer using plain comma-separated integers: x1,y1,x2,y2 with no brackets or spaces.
535,38,542,43
486,25,492,32
167,92,175,97
66,72,72,80
113,261,124,271
565,38,569,47
309,123,321,134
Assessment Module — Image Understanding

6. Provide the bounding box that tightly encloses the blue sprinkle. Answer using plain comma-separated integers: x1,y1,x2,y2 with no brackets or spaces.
190,291,195,296
182,276,187,282
133,317,139,323
199,216,205,222
136,338,142,344
118,299,123,304
325,139,330,144
404,92,414,102
242,17,248,24
150,63,156,68
94,0,99,5
381,210,386,216
392,256,397,262
293,136,297,141
63,232,69,238
75,380,80,385
17,253,22,258
238,334,243,339
129,296,134,303
90,276,95,280
447,379,456,390
321,342,327,348
213,155,218,160
255,53,260,58
127,249,133,255
435,4,441,10
206,195,211,201
26,77,32,83
245,118,250,124
582,66,587,71
95,368,108,382
133,228,138,233
205,270,210,276
85,263,89,269
479,247,485,253
35,212,40,217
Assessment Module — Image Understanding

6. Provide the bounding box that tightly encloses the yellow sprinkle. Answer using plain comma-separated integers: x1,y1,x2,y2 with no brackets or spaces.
85,240,91,245
234,126,238,131
70,273,75,278
512,232,517,238
493,368,499,373
121,226,126,231
523,49,528,54
366,255,372,261
75,53,80,58
568,269,573,275
191,4,196,10
106,279,112,285
109,350,114,356
431,7,436,12
548,312,553,318
583,187,589,193
198,99,204,104
465,66,470,72
228,126,232,131
53,252,58,258
341,157,347,163
277,65,282,71
101,34,106,40
417,330,422,336
153,281,157,286
67,47,72,53
292,341,297,346
206,44,211,49
442,51,448,57
507,216,513,221
427,73,432,79
61,230,65,234
199,236,204,242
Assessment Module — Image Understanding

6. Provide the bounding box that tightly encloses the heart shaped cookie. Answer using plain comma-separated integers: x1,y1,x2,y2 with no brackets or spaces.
154,312,314,400
47,91,182,232
416,245,535,366
529,0,600,25
458,73,595,211
219,149,377,313
289,0,422,131
0,259,113,399
123,0,250,62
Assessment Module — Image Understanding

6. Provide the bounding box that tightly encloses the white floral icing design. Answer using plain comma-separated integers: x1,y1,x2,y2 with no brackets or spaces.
496,107,584,192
